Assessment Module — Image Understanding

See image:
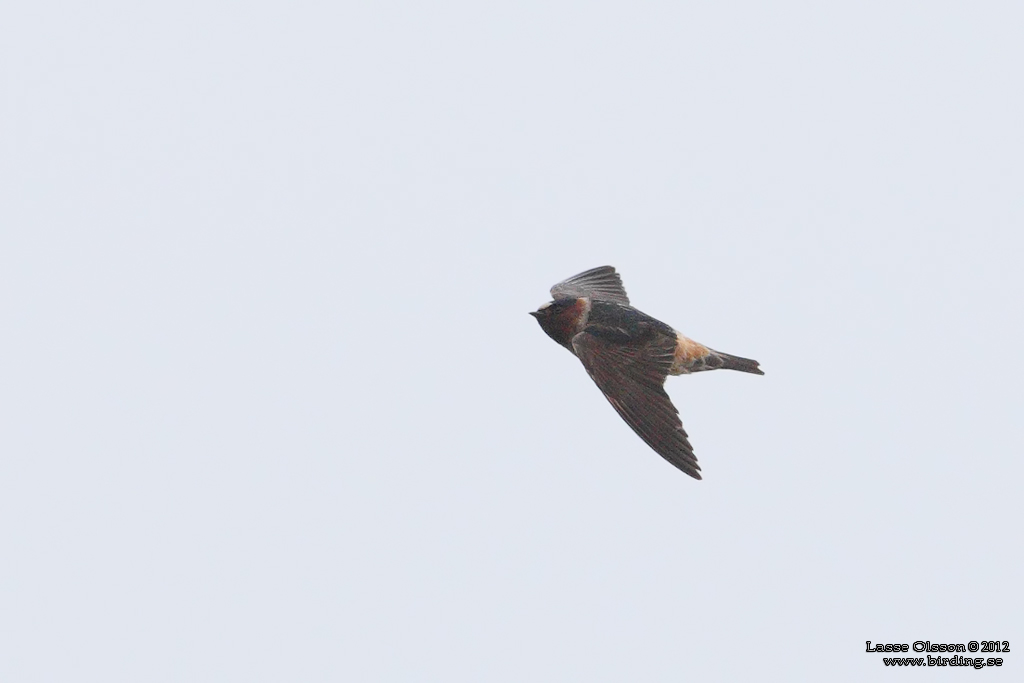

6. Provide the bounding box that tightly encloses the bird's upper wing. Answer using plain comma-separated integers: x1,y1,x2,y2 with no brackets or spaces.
572,325,701,479
550,266,630,305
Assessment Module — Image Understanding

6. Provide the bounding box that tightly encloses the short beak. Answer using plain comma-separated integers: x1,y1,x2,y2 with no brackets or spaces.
529,311,540,318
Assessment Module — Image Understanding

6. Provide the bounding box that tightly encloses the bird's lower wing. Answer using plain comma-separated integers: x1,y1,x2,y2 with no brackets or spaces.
572,326,701,479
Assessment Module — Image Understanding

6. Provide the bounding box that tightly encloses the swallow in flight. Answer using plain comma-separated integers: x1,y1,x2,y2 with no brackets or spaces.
531,266,762,479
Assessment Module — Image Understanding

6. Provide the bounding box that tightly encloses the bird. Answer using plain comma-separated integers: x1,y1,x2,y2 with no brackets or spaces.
530,265,762,479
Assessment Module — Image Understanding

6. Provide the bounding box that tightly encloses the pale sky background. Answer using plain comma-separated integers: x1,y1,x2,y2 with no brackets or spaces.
2,2,1022,681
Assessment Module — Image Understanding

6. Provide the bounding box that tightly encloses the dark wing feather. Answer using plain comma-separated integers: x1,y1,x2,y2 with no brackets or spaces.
550,266,630,305
572,325,701,479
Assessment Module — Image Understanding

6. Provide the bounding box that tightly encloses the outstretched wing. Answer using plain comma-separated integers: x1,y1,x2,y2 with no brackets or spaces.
572,325,701,479
550,266,630,305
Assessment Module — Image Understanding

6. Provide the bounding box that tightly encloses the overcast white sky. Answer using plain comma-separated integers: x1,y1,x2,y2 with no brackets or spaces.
2,2,1022,681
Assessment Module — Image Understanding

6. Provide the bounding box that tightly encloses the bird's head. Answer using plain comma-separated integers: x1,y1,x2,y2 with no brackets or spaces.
530,298,588,349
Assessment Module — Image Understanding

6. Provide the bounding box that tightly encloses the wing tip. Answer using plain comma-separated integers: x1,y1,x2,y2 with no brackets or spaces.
668,457,702,480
